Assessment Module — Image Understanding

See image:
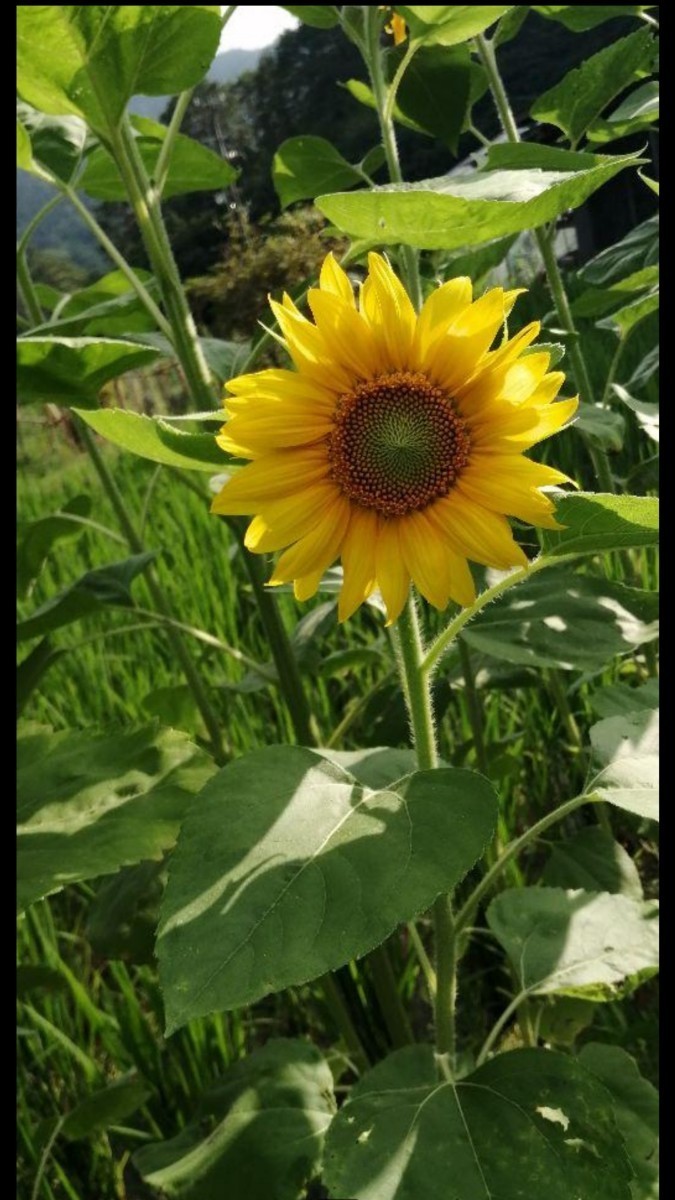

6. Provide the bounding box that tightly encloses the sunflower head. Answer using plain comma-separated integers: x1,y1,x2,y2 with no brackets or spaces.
212,252,577,624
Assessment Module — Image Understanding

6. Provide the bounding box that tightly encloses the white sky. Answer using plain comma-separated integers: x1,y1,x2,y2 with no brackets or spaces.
219,6,299,51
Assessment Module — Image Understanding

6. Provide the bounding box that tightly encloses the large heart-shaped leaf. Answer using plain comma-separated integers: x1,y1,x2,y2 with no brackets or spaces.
587,709,659,821
316,151,642,249
157,746,497,1032
135,1039,335,1200
17,722,215,912
17,6,221,136
542,492,659,556
324,1045,633,1199
487,887,659,1000
462,570,658,671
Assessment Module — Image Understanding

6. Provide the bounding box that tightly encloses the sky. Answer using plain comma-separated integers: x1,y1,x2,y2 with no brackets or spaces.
219,6,299,51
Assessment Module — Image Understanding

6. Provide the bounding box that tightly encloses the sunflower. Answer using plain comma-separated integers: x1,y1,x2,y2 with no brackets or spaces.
211,253,577,624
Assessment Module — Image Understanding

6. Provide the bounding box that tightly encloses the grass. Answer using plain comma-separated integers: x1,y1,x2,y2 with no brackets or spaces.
17,358,658,1197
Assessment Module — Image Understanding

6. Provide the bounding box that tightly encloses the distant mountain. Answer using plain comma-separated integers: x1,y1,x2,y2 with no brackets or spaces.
17,48,264,273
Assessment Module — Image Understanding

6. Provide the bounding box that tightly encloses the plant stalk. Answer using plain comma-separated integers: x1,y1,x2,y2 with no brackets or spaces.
475,32,616,494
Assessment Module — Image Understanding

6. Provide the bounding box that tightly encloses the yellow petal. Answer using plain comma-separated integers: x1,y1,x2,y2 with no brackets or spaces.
489,397,579,451
423,289,509,391
244,483,339,552
217,409,333,454
360,252,418,370
428,493,528,570
294,570,326,601
320,252,356,307
210,449,330,515
399,512,454,610
412,276,473,366
269,294,353,392
338,508,379,621
375,519,410,625
307,288,380,379
269,495,351,582
458,454,573,527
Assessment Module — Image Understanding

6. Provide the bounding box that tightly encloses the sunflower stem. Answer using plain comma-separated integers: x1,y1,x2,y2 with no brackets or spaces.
364,6,423,311
475,32,616,494
394,597,458,1069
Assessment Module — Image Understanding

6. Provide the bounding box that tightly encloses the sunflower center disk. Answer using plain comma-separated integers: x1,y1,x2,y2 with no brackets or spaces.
329,372,471,518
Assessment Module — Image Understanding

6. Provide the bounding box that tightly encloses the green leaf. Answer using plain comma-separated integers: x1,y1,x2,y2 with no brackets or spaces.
574,402,626,451
542,826,643,900
590,677,659,720
487,887,659,1000
397,6,514,46
533,6,653,32
485,141,607,171
578,216,658,287
571,265,659,320
273,135,365,209
530,28,655,146
436,233,519,283
157,746,497,1032
74,408,225,473
135,1039,335,1200
28,269,160,338
315,747,419,789
280,5,339,27
324,1045,633,1199
62,1076,152,1141
344,78,427,135
537,996,597,1047
17,6,222,136
625,344,659,394
316,150,642,249
17,639,66,719
126,331,251,384
578,1044,659,1200
395,44,472,153
493,5,529,45
597,287,659,339
638,170,659,196
17,336,162,407
143,684,201,735
17,722,215,912
79,116,237,201
587,709,659,821
17,494,91,598
611,384,658,444
86,860,168,965
587,81,659,144
17,119,33,171
541,492,659,556
17,552,157,643
462,570,658,671
17,101,89,183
